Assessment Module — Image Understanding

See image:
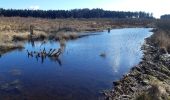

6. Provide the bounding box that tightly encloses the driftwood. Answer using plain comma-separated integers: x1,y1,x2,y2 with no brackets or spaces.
52,48,62,57
27,48,63,64
27,36,66,64
27,48,62,57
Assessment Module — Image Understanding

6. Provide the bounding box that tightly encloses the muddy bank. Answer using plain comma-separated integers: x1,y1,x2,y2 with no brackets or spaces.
104,33,170,100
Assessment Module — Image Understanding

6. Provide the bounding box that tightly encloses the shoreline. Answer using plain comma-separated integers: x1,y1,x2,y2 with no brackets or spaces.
0,27,146,55
0,30,103,56
104,31,170,100
0,17,154,56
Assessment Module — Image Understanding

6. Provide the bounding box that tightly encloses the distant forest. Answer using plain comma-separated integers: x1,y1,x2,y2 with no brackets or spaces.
0,8,153,19
161,14,170,19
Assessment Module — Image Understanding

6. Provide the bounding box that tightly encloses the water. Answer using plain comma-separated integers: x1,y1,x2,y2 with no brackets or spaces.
0,28,152,100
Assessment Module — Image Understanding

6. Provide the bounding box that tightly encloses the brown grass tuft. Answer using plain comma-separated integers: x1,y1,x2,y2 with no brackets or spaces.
154,20,170,53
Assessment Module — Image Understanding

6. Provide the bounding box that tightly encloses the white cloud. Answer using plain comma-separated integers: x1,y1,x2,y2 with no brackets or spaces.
29,5,40,10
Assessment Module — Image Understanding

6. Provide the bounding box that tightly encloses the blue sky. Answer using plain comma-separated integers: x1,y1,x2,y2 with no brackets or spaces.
0,0,170,18
0,0,112,10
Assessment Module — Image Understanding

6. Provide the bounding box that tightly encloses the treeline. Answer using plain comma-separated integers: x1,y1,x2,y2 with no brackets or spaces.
161,14,170,20
0,8,153,19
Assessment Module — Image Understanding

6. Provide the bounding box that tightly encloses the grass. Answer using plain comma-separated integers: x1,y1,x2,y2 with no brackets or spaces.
0,17,154,33
0,43,23,54
0,17,153,55
0,17,109,33
136,92,152,100
0,31,25,55
55,32,78,40
136,76,170,100
151,19,170,53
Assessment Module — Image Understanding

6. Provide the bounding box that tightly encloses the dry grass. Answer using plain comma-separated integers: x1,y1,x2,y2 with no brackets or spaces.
54,32,78,40
0,17,110,33
0,17,154,42
136,76,170,100
0,17,153,55
0,17,153,33
136,92,152,100
0,31,30,42
0,31,25,55
0,17,112,42
154,31,170,53
153,20,170,53
0,43,23,54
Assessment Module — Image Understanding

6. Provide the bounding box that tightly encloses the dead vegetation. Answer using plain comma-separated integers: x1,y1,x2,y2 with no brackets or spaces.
151,19,170,53
136,76,170,100
0,43,23,55
0,17,154,42
0,17,153,33
0,17,153,55
0,31,24,55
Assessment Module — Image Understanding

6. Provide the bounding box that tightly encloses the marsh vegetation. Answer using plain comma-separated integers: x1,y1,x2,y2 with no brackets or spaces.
0,10,169,100
0,17,154,55
153,19,170,53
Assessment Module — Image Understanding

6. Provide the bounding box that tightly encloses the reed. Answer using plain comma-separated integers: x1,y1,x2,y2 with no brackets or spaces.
154,20,170,53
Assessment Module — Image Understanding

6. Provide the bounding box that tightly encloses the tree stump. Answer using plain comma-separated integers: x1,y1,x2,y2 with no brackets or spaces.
30,25,34,35
108,28,111,33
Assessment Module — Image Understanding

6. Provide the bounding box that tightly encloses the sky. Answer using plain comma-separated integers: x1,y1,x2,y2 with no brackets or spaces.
0,0,170,18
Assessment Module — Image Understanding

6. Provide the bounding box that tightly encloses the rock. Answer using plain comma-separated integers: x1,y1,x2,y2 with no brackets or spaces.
0,79,21,93
113,81,121,86
129,87,136,93
160,54,170,62
159,48,168,54
0,83,9,90
100,52,106,57
142,79,149,85
105,37,170,100
154,55,160,61
9,69,22,76
106,97,112,100
121,95,131,98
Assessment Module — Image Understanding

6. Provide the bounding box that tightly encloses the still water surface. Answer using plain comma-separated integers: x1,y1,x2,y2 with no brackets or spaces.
0,28,152,100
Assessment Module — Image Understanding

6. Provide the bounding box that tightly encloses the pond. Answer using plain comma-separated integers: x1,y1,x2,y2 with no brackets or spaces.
0,28,152,100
